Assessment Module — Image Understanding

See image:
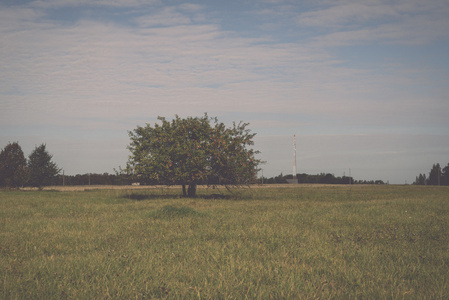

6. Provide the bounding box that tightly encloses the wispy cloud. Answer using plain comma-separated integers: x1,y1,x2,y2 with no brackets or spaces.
134,6,195,27
298,0,449,46
298,2,399,29
31,0,161,8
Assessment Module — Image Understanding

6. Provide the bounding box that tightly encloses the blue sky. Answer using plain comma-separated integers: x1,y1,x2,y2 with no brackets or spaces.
1,0,448,184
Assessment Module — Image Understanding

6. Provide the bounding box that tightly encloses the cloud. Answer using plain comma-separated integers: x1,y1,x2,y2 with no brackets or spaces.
30,0,161,8
307,16,449,47
298,2,398,29
2,4,343,123
298,0,449,46
134,7,194,27
1,10,444,133
178,3,203,12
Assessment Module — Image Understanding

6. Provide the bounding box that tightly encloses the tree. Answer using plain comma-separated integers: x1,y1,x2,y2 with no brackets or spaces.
28,144,60,188
441,163,449,186
126,114,262,197
413,173,427,185
427,163,442,186
0,142,28,188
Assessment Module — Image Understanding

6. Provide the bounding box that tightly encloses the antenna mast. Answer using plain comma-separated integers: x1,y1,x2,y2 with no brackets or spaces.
293,134,297,181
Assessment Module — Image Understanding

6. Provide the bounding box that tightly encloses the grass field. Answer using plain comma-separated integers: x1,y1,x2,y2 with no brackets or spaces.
1,185,448,299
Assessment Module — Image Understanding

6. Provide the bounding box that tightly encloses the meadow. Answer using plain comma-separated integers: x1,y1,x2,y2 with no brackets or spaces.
1,184,448,299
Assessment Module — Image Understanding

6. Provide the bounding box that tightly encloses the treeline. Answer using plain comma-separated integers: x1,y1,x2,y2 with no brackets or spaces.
413,163,449,185
259,173,386,185
54,173,132,186
7,142,447,188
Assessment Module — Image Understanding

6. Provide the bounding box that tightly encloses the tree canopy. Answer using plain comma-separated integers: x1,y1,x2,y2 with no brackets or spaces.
0,142,28,187
126,114,262,197
28,144,60,188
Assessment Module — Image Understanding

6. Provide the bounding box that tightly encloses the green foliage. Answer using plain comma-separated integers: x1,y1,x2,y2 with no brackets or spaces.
443,163,449,185
414,173,427,185
0,142,28,187
428,163,441,185
127,114,262,196
55,172,132,186
1,186,448,299
28,144,60,188
263,172,360,184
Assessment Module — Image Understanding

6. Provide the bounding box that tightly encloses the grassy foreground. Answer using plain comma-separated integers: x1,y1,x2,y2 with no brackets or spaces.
1,185,448,299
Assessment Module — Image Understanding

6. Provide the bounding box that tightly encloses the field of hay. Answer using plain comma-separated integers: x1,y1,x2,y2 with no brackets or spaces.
2,184,448,299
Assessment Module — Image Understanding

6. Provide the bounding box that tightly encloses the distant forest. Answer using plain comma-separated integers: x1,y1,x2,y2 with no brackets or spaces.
50,172,381,186
39,162,449,187
259,173,384,185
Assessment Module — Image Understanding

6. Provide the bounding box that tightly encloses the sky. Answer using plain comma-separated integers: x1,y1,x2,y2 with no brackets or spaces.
1,0,448,184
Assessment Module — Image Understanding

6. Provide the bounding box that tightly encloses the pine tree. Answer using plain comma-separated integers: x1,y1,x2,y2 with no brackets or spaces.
28,144,60,188
427,163,442,186
0,142,28,187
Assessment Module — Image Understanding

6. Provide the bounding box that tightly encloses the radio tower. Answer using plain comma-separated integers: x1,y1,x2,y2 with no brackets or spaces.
293,134,298,183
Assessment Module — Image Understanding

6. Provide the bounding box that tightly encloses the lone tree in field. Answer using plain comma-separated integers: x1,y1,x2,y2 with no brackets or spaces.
126,114,262,197
0,142,28,188
28,144,60,189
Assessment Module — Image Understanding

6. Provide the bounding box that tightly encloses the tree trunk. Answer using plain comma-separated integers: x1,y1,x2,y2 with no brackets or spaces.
182,184,187,197
187,183,197,197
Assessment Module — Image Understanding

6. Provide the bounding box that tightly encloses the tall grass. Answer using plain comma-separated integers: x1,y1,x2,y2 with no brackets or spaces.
1,185,448,299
